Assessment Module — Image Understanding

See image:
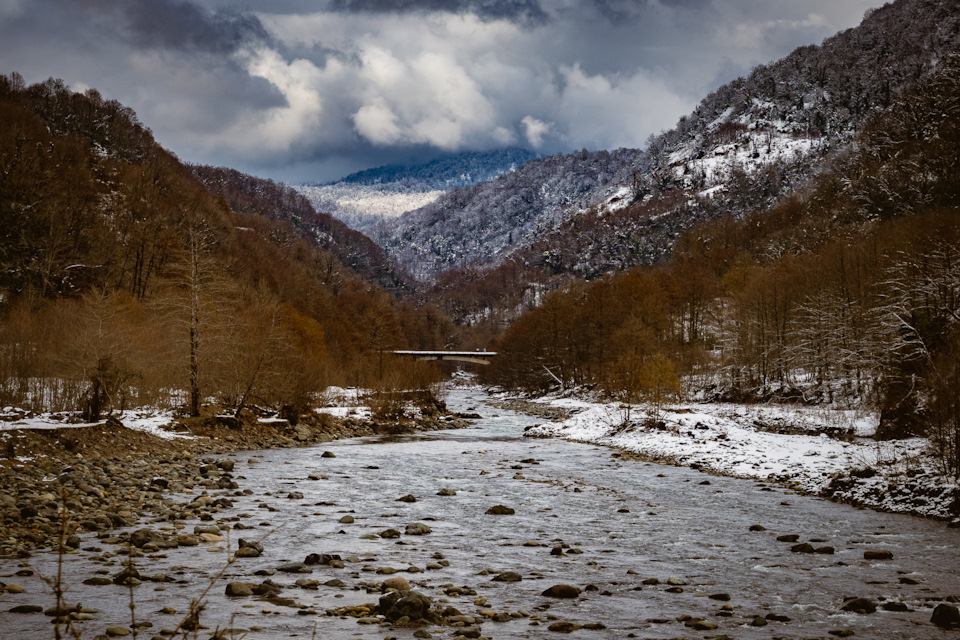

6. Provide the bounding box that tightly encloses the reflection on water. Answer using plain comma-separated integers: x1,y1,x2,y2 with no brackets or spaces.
2,389,959,639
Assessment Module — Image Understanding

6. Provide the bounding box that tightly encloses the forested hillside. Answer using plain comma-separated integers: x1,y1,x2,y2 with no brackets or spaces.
409,0,960,346
190,165,411,293
484,54,960,476
378,148,650,279
0,73,451,419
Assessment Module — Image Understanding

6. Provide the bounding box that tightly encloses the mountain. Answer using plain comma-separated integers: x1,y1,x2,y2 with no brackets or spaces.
377,0,960,286
0,73,453,418
377,148,650,280
295,148,537,232
190,165,410,293
484,51,960,458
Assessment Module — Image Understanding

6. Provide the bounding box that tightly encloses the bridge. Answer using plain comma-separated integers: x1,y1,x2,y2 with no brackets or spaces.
391,350,497,365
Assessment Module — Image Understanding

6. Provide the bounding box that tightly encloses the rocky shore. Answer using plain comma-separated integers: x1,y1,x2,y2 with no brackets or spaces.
0,399,470,558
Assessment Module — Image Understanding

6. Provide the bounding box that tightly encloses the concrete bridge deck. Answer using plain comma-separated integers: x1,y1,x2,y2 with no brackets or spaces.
391,350,497,365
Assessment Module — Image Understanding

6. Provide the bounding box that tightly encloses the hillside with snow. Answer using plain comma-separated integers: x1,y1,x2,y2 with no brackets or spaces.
295,149,536,233
374,0,960,283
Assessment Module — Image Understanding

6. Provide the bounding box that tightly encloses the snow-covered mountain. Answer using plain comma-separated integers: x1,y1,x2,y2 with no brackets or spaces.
295,149,536,232
375,0,960,282
376,148,649,280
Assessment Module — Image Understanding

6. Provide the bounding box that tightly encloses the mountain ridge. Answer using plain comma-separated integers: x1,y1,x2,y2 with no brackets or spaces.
374,0,960,284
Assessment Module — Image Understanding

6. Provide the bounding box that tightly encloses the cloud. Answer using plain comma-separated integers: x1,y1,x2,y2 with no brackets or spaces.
327,0,550,25
0,0,887,182
521,116,551,147
116,0,270,53
556,64,689,149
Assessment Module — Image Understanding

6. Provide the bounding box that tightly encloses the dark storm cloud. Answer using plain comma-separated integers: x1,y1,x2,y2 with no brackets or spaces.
328,0,549,25
115,0,271,53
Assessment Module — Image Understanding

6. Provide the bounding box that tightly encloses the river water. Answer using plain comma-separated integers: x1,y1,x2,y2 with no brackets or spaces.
2,388,959,639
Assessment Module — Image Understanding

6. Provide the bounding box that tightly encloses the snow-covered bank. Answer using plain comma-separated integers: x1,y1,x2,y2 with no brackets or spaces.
518,396,960,522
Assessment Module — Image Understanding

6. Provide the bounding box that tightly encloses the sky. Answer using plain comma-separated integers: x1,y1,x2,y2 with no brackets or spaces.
0,0,885,183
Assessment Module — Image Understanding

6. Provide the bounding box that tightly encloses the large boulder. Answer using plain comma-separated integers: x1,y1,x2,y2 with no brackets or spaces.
932,604,960,629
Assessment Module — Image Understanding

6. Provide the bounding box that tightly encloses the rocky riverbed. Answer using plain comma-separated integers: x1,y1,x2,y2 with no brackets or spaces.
1,390,959,639
0,395,467,557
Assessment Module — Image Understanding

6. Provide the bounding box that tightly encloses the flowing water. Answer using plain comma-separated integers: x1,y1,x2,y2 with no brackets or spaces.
2,388,959,639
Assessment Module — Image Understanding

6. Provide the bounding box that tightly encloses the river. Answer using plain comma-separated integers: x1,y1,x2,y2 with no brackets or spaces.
2,388,959,639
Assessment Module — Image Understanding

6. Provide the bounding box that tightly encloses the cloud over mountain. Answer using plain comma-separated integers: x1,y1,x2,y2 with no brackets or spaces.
0,0,884,182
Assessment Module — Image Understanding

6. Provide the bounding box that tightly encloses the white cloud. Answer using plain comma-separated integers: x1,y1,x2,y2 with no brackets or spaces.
557,64,690,149
521,115,551,147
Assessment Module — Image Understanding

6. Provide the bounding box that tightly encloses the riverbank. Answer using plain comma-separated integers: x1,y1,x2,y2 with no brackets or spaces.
0,393,469,556
507,393,960,524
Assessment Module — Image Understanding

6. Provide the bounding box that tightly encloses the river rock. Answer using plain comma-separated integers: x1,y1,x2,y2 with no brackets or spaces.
685,619,718,630
776,534,800,542
383,576,411,591
377,589,433,621
321,451,336,458
253,580,283,596
277,562,311,573
380,528,401,539
9,605,43,614
547,622,580,633
113,565,142,586
541,584,581,598
130,529,165,548
304,553,341,565
405,523,432,535
225,582,255,596
840,597,877,614
791,543,815,553
339,515,354,523
397,494,418,502
493,571,522,582
863,549,893,560
437,488,457,496
105,626,131,636
932,603,960,628
485,505,515,515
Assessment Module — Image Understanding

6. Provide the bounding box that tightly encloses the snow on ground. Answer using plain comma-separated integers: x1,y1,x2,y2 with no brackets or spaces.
0,408,188,440
523,396,958,521
314,406,373,420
